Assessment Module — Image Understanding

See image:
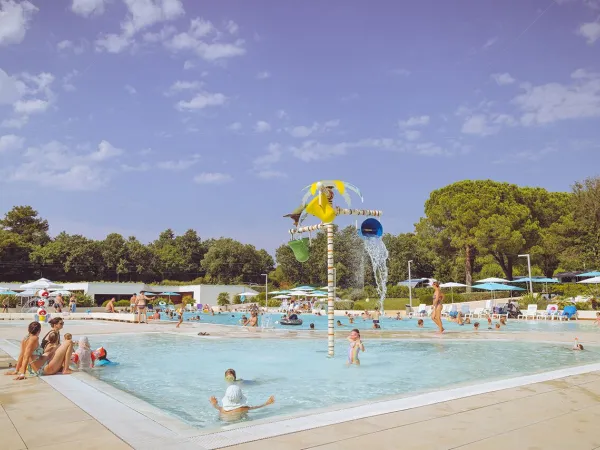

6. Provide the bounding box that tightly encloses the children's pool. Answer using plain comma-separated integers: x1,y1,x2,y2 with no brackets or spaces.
87,333,600,429
157,311,598,333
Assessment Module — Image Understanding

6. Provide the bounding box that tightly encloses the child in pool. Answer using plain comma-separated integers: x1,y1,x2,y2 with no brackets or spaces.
72,336,95,369
94,347,119,366
572,338,584,351
224,368,257,385
347,329,365,366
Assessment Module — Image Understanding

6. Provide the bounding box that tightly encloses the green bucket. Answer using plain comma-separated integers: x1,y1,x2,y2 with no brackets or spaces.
288,238,310,263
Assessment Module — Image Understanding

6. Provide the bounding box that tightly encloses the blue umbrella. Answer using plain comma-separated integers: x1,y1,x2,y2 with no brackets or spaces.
509,277,558,283
577,271,600,277
291,285,314,291
0,290,19,295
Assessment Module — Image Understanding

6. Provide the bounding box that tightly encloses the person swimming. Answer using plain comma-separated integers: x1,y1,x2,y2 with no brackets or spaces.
209,384,274,422
347,329,365,366
417,319,424,328
93,347,118,366
572,338,584,351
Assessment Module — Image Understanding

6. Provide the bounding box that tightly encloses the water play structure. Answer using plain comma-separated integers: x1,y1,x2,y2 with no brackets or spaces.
285,180,385,356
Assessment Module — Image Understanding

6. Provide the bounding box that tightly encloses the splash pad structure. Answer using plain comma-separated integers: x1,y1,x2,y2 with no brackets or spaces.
285,180,386,356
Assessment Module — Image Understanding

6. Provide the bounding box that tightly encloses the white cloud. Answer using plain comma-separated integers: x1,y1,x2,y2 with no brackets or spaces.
287,119,339,138
398,115,430,128
71,0,107,17
157,156,200,170
194,172,232,184
482,36,498,50
62,70,79,92
276,109,288,119
122,162,151,172
461,114,497,136
56,39,87,54
95,33,133,53
257,170,286,179
577,20,600,44
390,68,410,76
256,71,271,80
183,59,195,70
254,120,271,133
403,130,421,141
491,72,515,85
125,84,137,94
227,122,241,131
0,68,20,104
253,143,282,168
0,134,23,152
0,0,38,46
1,116,27,128
89,140,123,161
95,0,185,53
162,17,246,61
225,20,238,34
143,25,176,43
513,68,600,125
5,140,123,190
176,91,226,111
165,80,202,95
14,98,49,114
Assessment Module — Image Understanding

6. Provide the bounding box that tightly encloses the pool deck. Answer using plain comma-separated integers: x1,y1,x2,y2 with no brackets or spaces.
1,320,600,449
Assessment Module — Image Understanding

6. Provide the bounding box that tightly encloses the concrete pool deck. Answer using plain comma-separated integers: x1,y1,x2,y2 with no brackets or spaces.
1,320,600,449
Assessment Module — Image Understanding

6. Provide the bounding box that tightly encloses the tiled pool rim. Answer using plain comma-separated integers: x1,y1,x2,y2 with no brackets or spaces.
3,335,600,449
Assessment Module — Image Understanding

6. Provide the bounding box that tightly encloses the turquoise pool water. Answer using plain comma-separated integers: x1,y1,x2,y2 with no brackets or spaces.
88,334,600,429
157,311,598,333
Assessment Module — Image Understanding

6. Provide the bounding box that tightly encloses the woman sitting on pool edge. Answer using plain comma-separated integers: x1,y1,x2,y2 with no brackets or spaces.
209,385,274,421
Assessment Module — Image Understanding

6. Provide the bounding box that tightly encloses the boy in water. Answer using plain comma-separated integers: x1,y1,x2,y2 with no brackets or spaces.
417,319,424,328
347,329,365,366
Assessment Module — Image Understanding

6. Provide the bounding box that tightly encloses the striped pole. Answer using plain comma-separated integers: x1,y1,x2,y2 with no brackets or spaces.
327,223,335,357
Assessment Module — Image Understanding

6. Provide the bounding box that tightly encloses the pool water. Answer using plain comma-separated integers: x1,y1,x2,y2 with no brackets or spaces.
158,311,598,333
88,333,600,429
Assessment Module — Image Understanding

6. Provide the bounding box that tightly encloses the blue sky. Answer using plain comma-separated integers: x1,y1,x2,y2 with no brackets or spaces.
1,0,599,254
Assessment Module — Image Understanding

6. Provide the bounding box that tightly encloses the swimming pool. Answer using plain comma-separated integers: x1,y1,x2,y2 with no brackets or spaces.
87,333,600,430
158,311,598,333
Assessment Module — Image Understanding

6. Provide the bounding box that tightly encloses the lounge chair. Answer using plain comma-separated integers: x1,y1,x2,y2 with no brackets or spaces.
483,300,493,316
537,304,559,320
558,305,578,321
460,304,472,318
416,303,427,317
441,304,451,317
518,304,538,320
471,307,484,318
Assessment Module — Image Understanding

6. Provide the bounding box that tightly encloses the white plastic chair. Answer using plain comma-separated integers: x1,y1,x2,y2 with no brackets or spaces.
518,304,538,319
472,307,484,318
416,303,427,317
460,304,472,318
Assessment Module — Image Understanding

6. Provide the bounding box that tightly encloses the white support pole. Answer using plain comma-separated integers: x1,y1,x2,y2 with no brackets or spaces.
327,223,335,357
408,260,413,308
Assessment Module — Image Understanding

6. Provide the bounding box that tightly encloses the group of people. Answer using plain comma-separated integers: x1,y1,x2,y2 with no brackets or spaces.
105,292,148,323
6,318,115,380
52,293,77,314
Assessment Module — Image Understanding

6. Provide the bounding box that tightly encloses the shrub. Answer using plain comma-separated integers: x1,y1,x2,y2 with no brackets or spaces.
116,300,130,307
0,294,19,308
334,300,353,310
70,293,95,307
181,295,195,306
217,292,230,306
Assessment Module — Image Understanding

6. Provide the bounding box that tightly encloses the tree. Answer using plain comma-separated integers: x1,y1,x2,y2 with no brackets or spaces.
0,205,49,246
571,176,600,268
0,229,33,281
101,233,128,281
217,292,230,306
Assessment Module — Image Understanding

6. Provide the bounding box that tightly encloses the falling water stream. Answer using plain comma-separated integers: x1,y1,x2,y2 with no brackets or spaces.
362,236,389,313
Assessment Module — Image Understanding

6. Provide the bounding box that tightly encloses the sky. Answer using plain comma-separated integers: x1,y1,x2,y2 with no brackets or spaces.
0,0,599,254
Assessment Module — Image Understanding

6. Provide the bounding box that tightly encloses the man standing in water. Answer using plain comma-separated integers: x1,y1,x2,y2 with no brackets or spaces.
431,281,445,333
372,307,381,328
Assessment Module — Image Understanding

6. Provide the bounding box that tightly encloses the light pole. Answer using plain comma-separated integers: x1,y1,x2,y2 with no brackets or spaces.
408,260,413,308
518,254,533,296
261,273,268,309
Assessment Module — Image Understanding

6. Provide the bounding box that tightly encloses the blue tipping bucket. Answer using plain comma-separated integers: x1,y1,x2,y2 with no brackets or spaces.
359,218,383,238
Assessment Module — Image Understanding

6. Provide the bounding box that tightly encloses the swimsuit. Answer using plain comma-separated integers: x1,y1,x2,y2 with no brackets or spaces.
348,341,361,364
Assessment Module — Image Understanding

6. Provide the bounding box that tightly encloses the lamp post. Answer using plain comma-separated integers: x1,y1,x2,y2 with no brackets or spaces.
408,260,413,308
518,254,533,296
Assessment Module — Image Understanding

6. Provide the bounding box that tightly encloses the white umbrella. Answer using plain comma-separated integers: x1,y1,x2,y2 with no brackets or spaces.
20,278,62,289
440,282,468,302
49,290,71,296
289,290,309,296
236,292,259,296
578,276,600,284
273,294,290,299
17,290,38,297
476,277,509,283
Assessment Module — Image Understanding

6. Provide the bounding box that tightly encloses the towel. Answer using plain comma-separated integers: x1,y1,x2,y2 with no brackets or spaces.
221,385,247,411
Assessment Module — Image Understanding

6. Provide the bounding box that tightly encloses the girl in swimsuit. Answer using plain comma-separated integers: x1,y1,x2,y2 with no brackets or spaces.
6,322,42,377
431,281,445,333
347,329,365,366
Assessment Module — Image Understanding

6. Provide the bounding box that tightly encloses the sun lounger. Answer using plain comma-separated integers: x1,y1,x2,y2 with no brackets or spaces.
416,303,427,317
518,304,537,320
471,307,484,318
460,304,472,318
537,304,559,320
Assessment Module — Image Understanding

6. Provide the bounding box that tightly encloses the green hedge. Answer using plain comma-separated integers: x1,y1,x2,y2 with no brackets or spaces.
0,294,19,308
